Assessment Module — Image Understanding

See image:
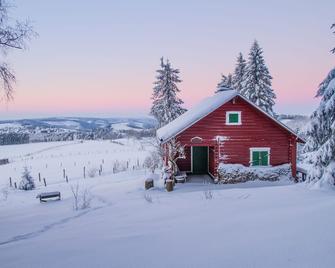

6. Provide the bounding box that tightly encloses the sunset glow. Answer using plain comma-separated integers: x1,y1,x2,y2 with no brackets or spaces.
1,0,334,119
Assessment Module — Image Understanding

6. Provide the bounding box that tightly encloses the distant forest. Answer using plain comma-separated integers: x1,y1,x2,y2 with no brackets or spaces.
0,128,155,145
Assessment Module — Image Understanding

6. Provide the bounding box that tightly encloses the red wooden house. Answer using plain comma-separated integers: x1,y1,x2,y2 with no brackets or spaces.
156,90,304,180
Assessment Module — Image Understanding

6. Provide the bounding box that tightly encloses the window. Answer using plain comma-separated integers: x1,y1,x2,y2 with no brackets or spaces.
226,111,241,125
250,148,270,166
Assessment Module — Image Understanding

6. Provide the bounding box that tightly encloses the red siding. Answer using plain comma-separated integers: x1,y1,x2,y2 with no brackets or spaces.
175,96,295,178
176,146,191,172
209,146,215,176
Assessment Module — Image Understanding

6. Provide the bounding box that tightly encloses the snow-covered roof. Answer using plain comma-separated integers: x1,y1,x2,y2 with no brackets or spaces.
156,89,305,144
156,90,238,143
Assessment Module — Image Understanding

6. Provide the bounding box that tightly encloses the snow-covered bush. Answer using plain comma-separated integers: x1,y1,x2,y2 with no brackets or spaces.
87,167,98,178
19,167,35,190
217,164,291,184
144,151,161,173
113,160,127,173
70,184,93,210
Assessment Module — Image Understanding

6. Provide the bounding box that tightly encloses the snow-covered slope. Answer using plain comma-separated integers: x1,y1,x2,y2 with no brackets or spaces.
0,117,156,131
0,140,335,268
0,117,157,144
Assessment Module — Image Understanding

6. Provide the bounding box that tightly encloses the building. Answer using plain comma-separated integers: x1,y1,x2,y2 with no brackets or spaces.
156,90,304,180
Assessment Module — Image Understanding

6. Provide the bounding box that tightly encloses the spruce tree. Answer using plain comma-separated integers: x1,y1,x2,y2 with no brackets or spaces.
242,41,276,115
215,73,233,93
305,24,335,186
19,167,35,190
316,24,335,97
232,53,246,93
316,68,335,97
150,58,186,127
305,76,335,186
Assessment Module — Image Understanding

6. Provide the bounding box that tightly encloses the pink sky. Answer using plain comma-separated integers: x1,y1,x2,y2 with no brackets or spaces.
0,0,334,119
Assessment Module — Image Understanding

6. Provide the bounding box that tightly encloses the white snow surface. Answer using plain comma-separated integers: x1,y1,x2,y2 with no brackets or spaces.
0,140,335,267
157,90,238,143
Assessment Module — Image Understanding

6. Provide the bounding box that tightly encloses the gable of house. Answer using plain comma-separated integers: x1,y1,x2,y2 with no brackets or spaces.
157,90,304,144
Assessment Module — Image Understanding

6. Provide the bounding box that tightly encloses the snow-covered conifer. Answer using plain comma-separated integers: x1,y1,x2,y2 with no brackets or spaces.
316,24,335,97
242,41,276,115
316,68,335,97
305,76,335,186
215,73,233,93
19,167,35,191
150,58,186,127
232,53,246,93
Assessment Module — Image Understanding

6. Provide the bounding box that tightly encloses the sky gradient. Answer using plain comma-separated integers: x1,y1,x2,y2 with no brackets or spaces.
1,0,334,119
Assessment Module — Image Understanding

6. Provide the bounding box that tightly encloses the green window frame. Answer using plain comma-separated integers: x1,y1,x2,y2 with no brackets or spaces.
250,148,270,166
226,111,241,125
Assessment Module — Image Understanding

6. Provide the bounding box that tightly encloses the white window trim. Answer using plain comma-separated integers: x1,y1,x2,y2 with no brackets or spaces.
249,147,271,166
226,111,242,125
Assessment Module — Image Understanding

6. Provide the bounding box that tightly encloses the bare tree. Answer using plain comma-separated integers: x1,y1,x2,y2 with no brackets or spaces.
166,138,185,174
0,0,35,101
144,150,161,173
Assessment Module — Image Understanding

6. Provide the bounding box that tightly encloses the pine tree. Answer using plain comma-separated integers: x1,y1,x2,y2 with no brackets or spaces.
150,57,186,127
316,24,335,97
304,24,335,186
215,73,233,93
305,76,335,186
316,68,335,97
242,41,276,115
232,53,246,93
19,167,35,190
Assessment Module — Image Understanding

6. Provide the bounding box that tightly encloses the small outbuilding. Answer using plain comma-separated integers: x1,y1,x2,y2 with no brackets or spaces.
157,90,304,180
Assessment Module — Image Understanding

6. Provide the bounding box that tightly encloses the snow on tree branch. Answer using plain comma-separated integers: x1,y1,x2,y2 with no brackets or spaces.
242,40,276,116
150,57,186,127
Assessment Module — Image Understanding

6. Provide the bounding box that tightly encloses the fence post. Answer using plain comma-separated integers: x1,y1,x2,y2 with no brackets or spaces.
9,177,12,187
66,175,69,183
43,178,47,187
38,172,41,182
63,169,66,178
83,166,86,178
14,182,17,189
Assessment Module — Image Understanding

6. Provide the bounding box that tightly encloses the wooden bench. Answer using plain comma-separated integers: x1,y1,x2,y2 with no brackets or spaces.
296,166,307,182
36,191,61,203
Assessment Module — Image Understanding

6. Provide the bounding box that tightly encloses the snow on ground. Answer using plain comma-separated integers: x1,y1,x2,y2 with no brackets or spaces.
0,140,335,268
112,122,142,131
0,138,150,189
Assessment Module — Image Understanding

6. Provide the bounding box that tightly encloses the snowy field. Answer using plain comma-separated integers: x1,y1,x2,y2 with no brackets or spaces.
0,140,335,268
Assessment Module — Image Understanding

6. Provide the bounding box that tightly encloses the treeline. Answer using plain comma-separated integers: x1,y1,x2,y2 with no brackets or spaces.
0,133,29,145
0,128,155,145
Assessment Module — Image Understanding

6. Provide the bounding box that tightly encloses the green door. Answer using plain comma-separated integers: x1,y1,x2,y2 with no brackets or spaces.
192,146,208,174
